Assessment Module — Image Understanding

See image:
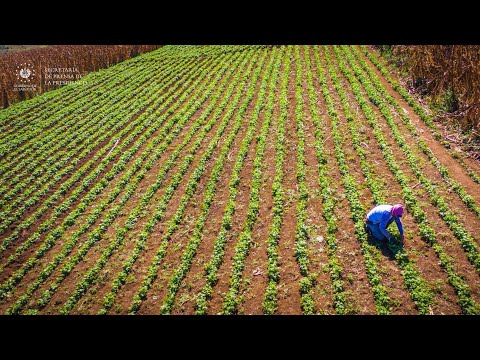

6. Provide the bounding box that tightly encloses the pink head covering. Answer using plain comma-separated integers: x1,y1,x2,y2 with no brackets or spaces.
391,204,404,217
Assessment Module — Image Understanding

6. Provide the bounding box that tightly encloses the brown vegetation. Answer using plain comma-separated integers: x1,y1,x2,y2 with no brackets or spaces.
391,46,480,134
0,45,161,108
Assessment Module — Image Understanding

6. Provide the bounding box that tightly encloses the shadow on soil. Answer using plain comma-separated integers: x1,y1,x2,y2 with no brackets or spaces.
366,232,404,260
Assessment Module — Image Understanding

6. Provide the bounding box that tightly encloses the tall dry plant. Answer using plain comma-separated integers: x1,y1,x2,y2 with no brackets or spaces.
0,45,161,108
394,45,480,132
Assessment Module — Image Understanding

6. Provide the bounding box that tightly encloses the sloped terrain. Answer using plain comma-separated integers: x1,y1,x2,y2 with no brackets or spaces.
0,45,479,315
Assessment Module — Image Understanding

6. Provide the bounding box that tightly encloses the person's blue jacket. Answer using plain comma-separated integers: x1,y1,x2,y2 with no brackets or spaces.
366,204,403,240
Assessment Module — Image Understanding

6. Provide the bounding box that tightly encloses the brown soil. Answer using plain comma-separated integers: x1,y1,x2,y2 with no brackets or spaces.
333,46,477,311
6,56,235,314
167,56,271,315
35,58,240,315
104,55,258,315
0,58,211,272
2,46,479,315
329,52,462,314
235,54,282,315
298,46,334,314
0,54,179,176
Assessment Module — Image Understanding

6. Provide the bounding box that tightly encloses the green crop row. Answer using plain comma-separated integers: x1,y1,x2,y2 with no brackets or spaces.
326,46,434,314
341,46,480,274
98,49,259,315
193,48,276,315
0,47,241,154
149,49,271,315
220,47,283,315
0,49,189,173
262,47,290,315
333,45,480,314
0,47,217,192
308,46,347,314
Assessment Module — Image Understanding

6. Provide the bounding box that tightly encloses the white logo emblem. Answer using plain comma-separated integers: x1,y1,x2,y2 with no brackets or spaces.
19,68,31,79
15,63,36,83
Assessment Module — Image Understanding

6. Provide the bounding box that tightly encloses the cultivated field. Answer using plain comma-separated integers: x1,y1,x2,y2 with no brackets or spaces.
0,45,479,315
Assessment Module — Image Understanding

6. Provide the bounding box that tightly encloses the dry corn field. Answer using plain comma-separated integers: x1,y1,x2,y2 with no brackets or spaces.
1,45,480,315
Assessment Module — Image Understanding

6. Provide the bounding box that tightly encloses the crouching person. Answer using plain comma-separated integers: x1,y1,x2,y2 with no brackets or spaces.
365,204,404,244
